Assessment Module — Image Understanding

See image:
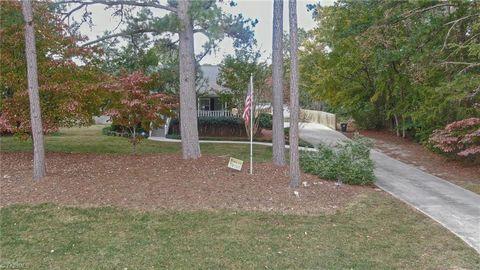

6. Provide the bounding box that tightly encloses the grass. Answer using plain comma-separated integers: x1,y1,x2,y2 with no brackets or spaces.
0,125,272,161
1,193,478,269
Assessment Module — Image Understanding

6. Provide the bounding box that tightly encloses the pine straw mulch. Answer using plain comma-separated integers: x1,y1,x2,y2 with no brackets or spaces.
0,152,374,215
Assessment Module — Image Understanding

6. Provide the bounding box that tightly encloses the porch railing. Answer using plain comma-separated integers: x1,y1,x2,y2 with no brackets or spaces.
197,110,239,117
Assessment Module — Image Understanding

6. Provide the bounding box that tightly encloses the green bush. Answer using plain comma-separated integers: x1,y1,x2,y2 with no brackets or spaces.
169,116,247,137
102,124,148,138
300,135,375,185
300,146,338,180
258,113,272,129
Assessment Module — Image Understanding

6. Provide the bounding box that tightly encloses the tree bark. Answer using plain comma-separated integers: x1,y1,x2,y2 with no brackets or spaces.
272,0,286,166
22,0,46,179
394,114,400,137
178,0,201,159
288,0,300,188
132,126,137,155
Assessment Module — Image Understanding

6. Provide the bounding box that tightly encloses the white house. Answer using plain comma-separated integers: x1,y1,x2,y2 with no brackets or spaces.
196,65,236,117
150,65,237,137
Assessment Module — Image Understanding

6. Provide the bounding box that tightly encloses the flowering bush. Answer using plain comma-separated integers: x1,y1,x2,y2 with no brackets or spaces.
429,118,480,162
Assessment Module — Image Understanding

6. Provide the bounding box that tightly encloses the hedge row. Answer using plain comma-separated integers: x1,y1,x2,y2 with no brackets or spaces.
169,116,249,137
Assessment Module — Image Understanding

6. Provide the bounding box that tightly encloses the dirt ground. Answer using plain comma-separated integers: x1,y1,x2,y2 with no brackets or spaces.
350,130,480,193
0,153,373,214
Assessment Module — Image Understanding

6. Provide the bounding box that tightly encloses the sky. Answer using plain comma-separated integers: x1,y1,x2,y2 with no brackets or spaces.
79,0,335,64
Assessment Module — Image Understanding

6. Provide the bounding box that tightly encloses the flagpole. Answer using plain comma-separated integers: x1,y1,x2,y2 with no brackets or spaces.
250,74,254,174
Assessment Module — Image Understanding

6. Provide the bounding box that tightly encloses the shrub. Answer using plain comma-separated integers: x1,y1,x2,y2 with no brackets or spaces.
300,146,338,180
300,134,375,185
102,124,148,138
168,116,248,137
258,113,272,129
429,118,480,163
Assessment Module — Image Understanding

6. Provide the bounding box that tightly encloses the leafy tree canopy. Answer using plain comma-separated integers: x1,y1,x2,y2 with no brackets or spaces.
0,1,109,135
302,0,479,140
217,48,270,109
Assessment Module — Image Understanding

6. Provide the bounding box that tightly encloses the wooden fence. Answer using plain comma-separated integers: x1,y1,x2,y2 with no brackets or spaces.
299,109,337,130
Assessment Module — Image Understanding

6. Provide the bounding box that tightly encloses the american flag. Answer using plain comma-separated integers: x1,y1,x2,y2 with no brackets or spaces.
242,90,253,126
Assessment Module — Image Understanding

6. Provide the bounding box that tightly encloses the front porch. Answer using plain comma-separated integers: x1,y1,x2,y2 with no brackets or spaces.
197,110,237,117
197,96,239,117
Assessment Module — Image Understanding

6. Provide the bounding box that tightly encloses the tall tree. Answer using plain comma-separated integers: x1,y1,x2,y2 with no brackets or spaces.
272,0,286,166
217,49,270,108
21,0,46,179
177,0,200,158
288,0,300,187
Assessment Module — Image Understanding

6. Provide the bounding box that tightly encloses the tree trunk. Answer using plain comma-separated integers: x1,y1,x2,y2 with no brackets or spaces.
272,0,286,166
22,0,46,179
394,114,400,137
178,0,201,159
132,126,137,155
288,0,300,188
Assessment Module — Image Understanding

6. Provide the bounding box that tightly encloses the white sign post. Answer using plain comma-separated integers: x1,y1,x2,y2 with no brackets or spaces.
249,74,254,174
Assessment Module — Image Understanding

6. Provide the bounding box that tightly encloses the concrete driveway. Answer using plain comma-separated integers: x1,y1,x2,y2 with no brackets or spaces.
297,122,480,253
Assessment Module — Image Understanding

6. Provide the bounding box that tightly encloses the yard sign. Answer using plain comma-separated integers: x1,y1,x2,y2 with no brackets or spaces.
227,157,243,171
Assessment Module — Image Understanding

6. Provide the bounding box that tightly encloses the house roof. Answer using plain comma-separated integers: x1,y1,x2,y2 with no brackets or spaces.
197,65,229,96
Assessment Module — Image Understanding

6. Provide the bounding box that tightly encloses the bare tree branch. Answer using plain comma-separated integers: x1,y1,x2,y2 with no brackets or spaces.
401,3,455,20
81,28,162,46
60,3,86,22
442,61,480,66
56,0,177,13
445,13,479,25
443,13,480,50
442,19,459,51
441,61,480,74
195,46,212,62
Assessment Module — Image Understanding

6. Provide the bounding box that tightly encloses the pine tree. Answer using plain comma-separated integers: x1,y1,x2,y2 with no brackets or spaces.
21,0,46,179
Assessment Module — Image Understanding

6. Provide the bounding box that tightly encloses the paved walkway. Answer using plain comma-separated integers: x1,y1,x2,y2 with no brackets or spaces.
298,123,480,253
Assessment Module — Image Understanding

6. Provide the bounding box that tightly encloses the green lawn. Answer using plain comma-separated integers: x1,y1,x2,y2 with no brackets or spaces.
0,125,272,161
1,193,478,269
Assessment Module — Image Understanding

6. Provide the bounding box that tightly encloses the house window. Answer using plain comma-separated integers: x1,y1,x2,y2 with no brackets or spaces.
199,98,210,110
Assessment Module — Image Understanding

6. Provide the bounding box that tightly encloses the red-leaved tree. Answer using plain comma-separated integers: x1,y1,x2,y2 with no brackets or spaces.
429,118,480,162
105,72,176,153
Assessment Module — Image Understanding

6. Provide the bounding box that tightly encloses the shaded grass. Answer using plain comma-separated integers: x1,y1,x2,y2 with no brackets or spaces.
0,192,478,269
0,125,272,161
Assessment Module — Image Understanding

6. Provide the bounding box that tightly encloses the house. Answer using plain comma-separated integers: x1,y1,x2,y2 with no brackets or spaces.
196,65,236,117
150,65,237,137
